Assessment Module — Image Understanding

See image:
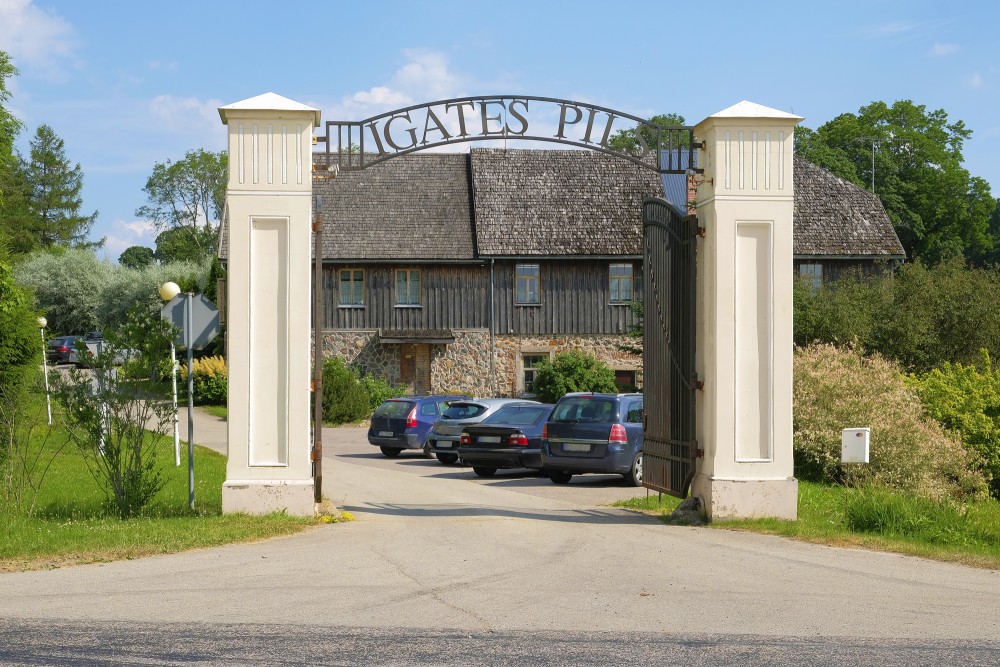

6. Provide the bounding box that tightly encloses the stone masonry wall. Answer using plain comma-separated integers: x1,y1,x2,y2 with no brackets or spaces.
320,329,640,398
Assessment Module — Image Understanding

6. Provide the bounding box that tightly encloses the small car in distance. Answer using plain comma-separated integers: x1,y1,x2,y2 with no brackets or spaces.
427,398,538,464
47,336,80,364
368,395,471,458
458,402,554,477
541,392,644,486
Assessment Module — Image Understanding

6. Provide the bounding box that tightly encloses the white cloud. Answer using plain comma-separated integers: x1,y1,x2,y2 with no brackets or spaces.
863,20,920,36
969,72,985,88
148,94,226,146
929,43,959,57
0,0,75,74
103,219,156,256
350,86,411,107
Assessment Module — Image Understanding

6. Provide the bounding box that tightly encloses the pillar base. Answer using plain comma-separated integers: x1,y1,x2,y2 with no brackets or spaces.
692,475,798,521
222,479,315,516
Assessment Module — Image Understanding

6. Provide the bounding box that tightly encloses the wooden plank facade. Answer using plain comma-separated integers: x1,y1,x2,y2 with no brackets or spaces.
323,259,643,336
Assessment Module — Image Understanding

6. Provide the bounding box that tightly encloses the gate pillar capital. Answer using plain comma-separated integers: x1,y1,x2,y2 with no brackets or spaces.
219,93,320,516
690,101,802,520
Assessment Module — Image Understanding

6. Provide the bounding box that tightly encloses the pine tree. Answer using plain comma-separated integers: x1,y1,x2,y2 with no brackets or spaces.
24,124,100,248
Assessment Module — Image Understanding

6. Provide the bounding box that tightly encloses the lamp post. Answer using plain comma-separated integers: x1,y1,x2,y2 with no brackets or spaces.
159,282,182,467
38,316,51,425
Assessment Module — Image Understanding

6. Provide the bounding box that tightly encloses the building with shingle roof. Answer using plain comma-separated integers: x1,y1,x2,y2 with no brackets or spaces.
220,148,902,398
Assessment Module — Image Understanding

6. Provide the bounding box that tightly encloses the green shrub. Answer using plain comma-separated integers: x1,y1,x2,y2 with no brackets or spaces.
793,343,987,500
794,259,1000,373
909,350,1000,498
321,357,370,425
532,350,618,404
179,355,228,406
359,373,406,412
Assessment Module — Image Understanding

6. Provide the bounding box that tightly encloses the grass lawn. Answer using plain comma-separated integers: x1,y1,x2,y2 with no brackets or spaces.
614,481,1000,570
0,394,315,572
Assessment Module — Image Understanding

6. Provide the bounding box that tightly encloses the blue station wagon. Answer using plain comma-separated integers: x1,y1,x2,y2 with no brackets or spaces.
540,393,644,486
368,395,471,457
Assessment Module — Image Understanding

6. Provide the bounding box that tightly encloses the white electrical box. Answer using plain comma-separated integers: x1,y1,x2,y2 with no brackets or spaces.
841,427,870,463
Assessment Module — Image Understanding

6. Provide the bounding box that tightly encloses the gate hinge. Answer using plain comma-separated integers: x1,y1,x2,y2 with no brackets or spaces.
696,447,705,459
692,374,704,391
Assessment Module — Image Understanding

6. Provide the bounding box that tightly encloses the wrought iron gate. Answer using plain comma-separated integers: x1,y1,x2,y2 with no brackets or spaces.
642,197,698,497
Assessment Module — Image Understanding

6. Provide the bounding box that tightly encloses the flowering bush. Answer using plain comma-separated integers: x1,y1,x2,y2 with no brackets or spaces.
908,350,1000,499
180,355,228,406
793,343,987,500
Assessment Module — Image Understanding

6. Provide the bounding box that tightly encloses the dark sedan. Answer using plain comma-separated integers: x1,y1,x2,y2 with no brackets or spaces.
457,402,555,477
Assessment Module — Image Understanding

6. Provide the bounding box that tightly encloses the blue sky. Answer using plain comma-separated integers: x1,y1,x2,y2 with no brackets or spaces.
2,0,997,259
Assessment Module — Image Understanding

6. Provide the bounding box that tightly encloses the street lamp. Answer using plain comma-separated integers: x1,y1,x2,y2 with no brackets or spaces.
38,316,51,425
159,282,182,466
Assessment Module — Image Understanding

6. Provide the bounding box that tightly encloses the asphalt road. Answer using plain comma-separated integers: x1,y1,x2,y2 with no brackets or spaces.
2,424,999,665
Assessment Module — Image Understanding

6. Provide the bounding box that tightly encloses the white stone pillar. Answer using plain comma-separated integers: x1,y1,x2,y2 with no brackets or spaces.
691,101,802,520
218,93,320,516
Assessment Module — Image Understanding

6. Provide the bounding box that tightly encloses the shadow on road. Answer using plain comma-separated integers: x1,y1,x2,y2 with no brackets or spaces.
340,502,662,525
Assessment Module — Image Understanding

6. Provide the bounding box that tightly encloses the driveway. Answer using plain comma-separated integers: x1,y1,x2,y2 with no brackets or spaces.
2,424,999,665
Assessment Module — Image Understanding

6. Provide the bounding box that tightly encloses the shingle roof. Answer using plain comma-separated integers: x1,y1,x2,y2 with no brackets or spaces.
470,148,664,256
315,154,475,261
793,156,905,258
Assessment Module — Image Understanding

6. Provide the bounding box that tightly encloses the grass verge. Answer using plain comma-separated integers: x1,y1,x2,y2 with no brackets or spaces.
1,396,314,572
613,481,1000,570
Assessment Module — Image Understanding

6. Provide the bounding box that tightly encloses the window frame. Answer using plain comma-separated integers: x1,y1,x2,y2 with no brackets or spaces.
338,268,365,307
515,263,541,306
520,352,549,397
395,268,422,307
609,263,634,304
799,263,823,292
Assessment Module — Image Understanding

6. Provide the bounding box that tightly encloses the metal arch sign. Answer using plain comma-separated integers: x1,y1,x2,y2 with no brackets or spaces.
315,95,696,175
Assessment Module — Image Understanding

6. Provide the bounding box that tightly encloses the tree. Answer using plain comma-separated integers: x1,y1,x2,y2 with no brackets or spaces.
118,245,155,269
532,351,618,404
22,125,100,248
608,113,688,154
14,248,113,334
136,149,227,260
0,51,23,209
154,225,219,264
794,100,994,263
0,51,30,253
53,307,176,518
0,242,38,398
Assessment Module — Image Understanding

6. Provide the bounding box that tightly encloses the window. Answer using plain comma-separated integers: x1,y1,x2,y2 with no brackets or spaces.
615,370,637,392
522,354,547,395
339,269,364,306
609,263,633,303
515,264,540,305
799,263,823,292
396,269,421,306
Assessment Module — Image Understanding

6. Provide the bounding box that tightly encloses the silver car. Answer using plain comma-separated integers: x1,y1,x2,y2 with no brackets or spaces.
426,398,539,464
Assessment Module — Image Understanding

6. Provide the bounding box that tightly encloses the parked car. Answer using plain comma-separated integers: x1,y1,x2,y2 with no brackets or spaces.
457,402,555,477
46,336,81,364
368,395,472,458
540,392,644,486
427,398,538,464
67,332,137,367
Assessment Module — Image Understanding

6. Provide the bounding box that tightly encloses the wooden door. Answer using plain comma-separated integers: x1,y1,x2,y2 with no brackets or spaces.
400,344,431,395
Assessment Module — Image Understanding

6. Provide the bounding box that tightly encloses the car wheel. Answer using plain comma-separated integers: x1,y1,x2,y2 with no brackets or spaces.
380,446,402,458
624,453,643,487
548,470,573,484
436,453,459,465
472,466,497,478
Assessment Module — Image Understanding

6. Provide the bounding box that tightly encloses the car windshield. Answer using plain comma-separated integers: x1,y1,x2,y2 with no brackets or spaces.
441,403,487,419
483,405,550,426
372,400,414,418
551,397,615,423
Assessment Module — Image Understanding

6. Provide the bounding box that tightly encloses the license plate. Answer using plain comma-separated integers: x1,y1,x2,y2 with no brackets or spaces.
563,443,590,452
479,436,501,444
378,431,393,437
436,440,453,449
